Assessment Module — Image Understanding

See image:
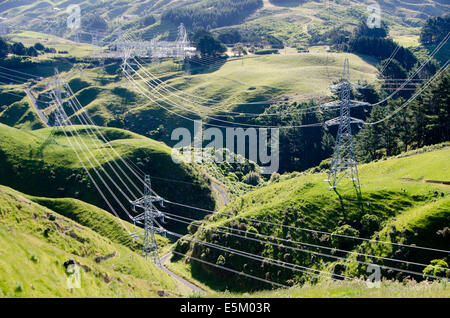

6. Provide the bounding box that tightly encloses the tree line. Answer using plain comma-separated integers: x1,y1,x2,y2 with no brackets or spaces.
0,38,53,59
161,0,263,30
420,14,450,45
356,68,449,162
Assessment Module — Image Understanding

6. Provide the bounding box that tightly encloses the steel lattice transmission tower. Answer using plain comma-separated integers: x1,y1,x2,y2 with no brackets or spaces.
322,58,370,193
130,175,166,262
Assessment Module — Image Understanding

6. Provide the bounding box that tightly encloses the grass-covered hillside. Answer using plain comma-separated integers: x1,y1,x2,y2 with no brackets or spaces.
212,279,450,298
28,49,376,146
0,39,378,146
0,123,215,229
1,0,447,44
171,145,450,291
0,184,178,297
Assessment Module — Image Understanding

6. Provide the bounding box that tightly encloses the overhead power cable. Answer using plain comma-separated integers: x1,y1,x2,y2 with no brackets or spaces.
167,214,448,281
164,200,450,254
163,211,450,272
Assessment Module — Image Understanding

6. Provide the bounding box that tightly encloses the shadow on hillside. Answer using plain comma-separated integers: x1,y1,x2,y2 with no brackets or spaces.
268,0,306,7
187,57,228,75
353,53,380,68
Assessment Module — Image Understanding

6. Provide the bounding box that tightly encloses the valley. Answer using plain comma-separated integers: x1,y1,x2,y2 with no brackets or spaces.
0,0,448,300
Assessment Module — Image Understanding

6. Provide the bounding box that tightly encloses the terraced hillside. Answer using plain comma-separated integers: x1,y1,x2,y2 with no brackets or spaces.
170,145,450,291
0,185,178,297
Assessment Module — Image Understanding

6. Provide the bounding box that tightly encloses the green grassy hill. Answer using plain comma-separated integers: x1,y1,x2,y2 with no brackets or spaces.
22,49,376,146
212,279,450,298
0,123,215,226
0,184,178,297
0,43,378,146
2,0,447,43
169,145,450,291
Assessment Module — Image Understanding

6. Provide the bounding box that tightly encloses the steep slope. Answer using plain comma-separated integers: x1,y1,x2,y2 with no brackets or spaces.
0,185,178,297
0,123,215,230
171,145,450,291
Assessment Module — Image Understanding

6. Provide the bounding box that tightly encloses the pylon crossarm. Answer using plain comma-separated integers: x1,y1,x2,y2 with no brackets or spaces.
130,195,164,207
325,117,341,126
321,101,341,109
325,117,364,126
130,231,144,238
132,213,145,222
348,101,371,107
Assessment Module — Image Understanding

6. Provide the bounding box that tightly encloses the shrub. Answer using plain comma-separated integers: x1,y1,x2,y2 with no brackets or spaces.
361,214,381,234
423,259,449,279
331,225,360,250
30,254,38,263
141,15,156,27
269,172,280,183
11,42,26,56
187,221,201,234
243,171,262,186
318,158,331,171
216,255,226,266
254,49,279,55
14,282,23,293
34,42,45,51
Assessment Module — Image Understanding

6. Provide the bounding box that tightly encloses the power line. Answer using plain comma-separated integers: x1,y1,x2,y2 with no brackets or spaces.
49,85,137,222
50,92,132,235
370,32,450,107
166,213,448,281
124,64,325,129
171,250,288,289
365,60,449,126
163,211,450,272
164,200,450,254
167,229,344,281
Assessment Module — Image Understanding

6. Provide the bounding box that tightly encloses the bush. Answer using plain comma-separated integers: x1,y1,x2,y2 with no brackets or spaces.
216,255,226,266
331,225,359,250
318,158,331,171
11,42,26,56
30,254,39,263
243,171,262,186
254,49,279,55
269,172,280,183
361,214,380,234
0,38,8,58
423,259,449,279
27,47,38,57
141,15,156,27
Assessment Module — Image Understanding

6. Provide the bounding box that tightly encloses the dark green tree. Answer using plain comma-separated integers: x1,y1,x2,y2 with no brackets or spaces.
34,42,45,51
194,31,227,57
420,14,450,45
27,46,38,57
0,37,8,58
11,42,26,56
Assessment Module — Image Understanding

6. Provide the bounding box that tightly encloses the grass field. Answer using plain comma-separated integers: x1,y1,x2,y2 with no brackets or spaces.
212,279,450,298
0,185,179,297
156,51,378,111
10,31,100,58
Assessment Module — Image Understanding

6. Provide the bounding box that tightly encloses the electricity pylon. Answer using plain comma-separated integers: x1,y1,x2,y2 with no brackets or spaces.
130,175,166,263
321,58,369,194
177,23,188,43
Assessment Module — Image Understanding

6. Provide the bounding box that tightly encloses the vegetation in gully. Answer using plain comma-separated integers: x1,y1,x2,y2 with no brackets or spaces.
0,0,448,299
